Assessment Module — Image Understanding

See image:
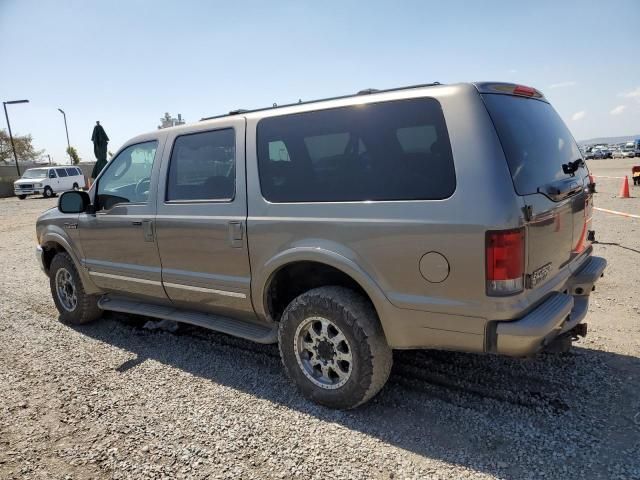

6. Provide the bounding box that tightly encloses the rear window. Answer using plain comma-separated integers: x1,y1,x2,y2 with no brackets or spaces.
482,94,584,196
66,168,78,176
257,98,456,202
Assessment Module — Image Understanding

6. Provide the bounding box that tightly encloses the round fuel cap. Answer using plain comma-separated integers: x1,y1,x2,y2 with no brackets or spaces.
419,252,450,283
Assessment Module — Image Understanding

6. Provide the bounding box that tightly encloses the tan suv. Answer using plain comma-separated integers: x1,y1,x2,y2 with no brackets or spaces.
36,82,606,409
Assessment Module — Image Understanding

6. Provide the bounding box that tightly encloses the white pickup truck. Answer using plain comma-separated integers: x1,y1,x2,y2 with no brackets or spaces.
14,166,86,199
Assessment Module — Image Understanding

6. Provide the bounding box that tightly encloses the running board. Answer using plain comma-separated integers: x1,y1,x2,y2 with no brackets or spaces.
98,296,278,344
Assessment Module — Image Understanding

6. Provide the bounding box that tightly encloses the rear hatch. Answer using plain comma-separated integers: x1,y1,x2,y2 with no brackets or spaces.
480,84,592,289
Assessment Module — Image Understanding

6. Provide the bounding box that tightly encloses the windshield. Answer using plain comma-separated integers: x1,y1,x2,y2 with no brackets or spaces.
483,94,584,196
22,169,47,179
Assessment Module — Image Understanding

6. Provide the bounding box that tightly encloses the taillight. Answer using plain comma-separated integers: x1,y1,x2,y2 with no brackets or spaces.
513,85,536,97
486,228,525,296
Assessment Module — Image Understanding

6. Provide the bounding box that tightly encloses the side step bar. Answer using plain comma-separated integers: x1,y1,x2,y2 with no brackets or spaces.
98,296,278,344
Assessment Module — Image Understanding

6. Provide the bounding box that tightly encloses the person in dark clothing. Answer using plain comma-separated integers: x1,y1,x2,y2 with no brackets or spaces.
90,121,109,183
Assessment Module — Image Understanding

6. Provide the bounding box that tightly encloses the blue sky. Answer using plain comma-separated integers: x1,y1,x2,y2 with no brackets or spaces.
1,0,639,164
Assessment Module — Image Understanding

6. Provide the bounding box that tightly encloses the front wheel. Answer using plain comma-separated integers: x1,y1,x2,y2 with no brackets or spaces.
49,252,102,325
43,186,54,198
278,286,392,409
18,195,26,200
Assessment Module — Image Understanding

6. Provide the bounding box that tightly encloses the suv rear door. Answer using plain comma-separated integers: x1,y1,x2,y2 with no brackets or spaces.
481,87,591,288
155,119,254,320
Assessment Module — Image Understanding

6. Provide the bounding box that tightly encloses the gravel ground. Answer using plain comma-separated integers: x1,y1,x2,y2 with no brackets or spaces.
1,158,639,479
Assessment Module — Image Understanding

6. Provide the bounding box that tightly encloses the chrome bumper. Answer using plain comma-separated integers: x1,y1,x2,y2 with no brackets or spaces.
493,255,607,356
15,190,41,195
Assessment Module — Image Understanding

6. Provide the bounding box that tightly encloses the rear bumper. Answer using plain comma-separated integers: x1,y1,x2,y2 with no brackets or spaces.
492,255,606,356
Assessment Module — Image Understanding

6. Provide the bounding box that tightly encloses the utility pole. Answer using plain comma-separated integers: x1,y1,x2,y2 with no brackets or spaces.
58,108,71,164
3,99,29,176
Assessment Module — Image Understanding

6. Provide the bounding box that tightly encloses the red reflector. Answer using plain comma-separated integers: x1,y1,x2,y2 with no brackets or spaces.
513,85,536,97
486,229,525,281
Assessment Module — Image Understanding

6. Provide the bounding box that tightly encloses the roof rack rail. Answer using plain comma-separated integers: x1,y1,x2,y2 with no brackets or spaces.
200,82,442,121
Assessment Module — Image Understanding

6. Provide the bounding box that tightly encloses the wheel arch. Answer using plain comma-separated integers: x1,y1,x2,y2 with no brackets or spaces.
256,247,391,330
40,232,100,294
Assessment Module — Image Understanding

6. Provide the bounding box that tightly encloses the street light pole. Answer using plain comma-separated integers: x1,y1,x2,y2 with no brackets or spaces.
58,108,71,164
3,99,29,176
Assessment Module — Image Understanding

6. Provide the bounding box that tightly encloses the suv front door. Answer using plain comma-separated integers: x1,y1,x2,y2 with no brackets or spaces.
155,120,254,320
79,138,168,301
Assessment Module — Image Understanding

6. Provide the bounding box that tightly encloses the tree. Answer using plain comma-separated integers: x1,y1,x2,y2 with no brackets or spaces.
0,129,44,164
66,146,81,165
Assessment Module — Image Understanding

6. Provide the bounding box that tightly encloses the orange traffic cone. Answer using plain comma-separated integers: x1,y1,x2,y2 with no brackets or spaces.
618,176,630,198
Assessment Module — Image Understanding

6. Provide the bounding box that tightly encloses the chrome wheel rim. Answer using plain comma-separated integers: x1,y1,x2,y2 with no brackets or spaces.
55,267,77,312
294,316,353,389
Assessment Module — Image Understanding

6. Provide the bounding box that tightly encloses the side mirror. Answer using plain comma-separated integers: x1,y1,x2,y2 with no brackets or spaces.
59,190,91,214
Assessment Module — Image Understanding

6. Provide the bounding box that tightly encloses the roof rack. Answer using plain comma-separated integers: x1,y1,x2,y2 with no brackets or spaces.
200,82,442,121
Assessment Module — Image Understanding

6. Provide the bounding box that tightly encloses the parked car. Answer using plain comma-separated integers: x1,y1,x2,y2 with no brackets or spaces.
36,82,606,409
14,166,86,199
622,142,638,158
613,148,635,158
586,148,612,160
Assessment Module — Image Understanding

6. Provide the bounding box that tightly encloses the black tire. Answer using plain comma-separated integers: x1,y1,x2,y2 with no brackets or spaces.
49,252,102,325
43,186,54,198
18,195,26,200
72,182,79,190
278,286,392,409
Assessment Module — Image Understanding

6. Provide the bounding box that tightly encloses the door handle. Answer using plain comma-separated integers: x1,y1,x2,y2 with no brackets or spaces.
228,221,243,248
131,221,142,226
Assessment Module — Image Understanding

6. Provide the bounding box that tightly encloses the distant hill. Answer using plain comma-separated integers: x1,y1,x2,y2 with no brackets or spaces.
578,135,640,146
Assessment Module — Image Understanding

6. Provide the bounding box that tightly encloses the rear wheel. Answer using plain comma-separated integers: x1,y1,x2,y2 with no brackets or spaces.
72,182,79,190
49,252,102,325
278,286,392,409
43,186,54,198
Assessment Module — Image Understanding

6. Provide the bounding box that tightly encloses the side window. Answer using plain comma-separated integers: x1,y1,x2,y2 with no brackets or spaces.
48,170,56,178
257,98,456,202
65,167,77,176
166,129,235,201
56,168,68,177
97,141,158,210
396,125,437,153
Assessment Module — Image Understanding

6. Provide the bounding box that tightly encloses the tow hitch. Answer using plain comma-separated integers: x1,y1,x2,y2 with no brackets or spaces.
570,322,588,340
544,323,588,354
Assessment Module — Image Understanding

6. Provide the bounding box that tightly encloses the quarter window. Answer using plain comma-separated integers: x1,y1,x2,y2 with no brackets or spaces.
96,141,158,210
166,129,235,201
65,167,78,176
257,98,456,202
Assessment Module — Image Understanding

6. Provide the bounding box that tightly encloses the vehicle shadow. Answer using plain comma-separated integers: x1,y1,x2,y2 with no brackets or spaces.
71,313,640,478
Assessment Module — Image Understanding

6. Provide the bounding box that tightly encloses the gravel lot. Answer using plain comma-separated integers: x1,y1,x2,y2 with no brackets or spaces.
1,158,639,479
